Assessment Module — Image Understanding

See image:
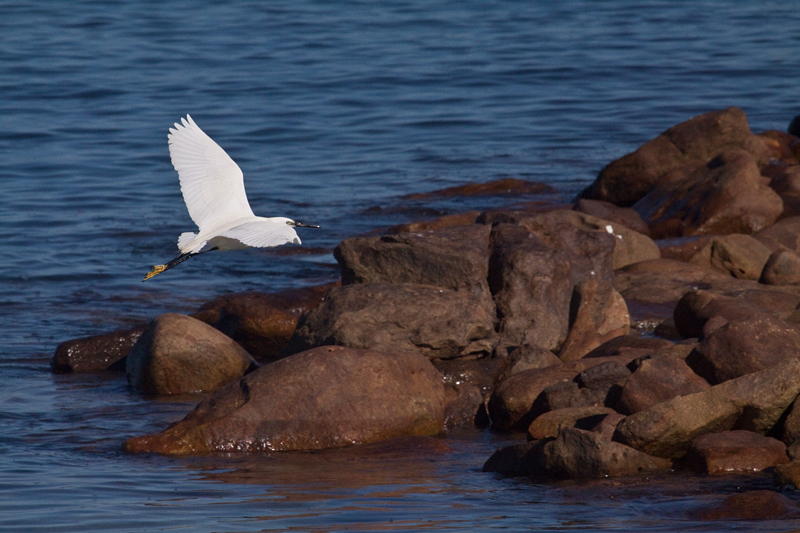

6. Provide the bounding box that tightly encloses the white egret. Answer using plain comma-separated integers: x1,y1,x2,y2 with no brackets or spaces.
144,115,318,281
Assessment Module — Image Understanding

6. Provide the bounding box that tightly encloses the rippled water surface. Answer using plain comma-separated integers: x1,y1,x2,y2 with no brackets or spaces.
2,1,800,530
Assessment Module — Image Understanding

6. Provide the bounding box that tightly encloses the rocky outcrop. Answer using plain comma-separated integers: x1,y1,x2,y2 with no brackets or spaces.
124,346,445,454
684,430,788,474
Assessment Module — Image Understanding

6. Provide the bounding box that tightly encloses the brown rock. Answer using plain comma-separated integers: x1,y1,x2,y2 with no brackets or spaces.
781,394,800,444
686,315,800,384
527,406,616,440
617,355,710,415
685,430,788,474
690,490,800,521
574,198,651,236
689,233,773,279
386,211,480,234
126,313,255,395
287,283,496,360
482,441,547,476
588,412,627,440
614,258,729,306
754,216,800,252
774,460,800,488
434,357,504,394
635,149,783,239
487,355,637,431
657,235,715,262
124,346,445,454
52,324,145,373
580,107,759,206
673,289,763,339
334,224,492,295
761,249,800,285
493,344,561,386
443,383,483,429
533,361,630,417
583,335,676,359
558,278,630,361
540,427,671,479
614,357,800,458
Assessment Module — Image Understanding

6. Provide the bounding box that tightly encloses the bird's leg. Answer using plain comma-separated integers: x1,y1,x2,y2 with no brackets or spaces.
143,252,195,281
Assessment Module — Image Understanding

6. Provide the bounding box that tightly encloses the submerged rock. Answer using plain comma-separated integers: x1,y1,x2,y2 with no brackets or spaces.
124,346,445,454
52,324,145,373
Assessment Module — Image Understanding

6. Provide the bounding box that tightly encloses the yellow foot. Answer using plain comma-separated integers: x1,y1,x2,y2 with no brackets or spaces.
143,264,167,281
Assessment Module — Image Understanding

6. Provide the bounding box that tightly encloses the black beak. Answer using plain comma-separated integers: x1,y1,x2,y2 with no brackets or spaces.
293,221,320,228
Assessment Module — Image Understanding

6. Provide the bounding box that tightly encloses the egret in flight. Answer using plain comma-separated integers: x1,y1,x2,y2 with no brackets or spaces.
144,115,318,281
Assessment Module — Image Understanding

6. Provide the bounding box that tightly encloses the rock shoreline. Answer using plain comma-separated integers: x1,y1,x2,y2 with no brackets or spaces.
54,107,800,512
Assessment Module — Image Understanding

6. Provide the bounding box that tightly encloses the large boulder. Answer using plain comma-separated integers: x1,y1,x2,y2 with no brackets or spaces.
52,324,145,373
614,357,800,458
614,259,730,307
579,107,762,207
126,313,255,395
334,224,491,295
760,249,800,286
673,289,765,339
617,355,710,415
690,490,800,521
286,283,496,360
634,149,782,239
124,346,445,454
688,233,773,280
684,430,788,474
574,198,651,236
686,315,800,384
526,406,617,440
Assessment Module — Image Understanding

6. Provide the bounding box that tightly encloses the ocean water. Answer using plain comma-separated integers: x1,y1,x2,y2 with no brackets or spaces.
2,1,800,530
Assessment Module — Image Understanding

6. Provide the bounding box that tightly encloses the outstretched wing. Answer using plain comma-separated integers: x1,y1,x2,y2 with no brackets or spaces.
168,115,255,231
220,220,301,248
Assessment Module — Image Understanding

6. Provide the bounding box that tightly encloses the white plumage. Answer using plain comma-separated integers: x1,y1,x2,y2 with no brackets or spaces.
144,115,317,281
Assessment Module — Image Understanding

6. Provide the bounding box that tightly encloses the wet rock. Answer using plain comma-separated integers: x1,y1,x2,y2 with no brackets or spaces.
558,278,630,362
540,427,671,479
482,441,547,476
493,344,561,386
582,335,676,359
52,324,145,373
634,149,782,239
402,178,555,200
790,115,800,137
688,233,773,280
574,198,651,236
614,357,800,458
287,283,496,360
124,346,445,454
614,259,729,306
579,107,760,207
335,224,492,295
617,355,710,415
126,313,255,395
526,406,617,440
443,383,483,429
760,248,800,285
774,461,800,489
657,235,715,262
386,211,480,234
684,430,788,474
434,356,505,394
690,490,800,521
487,355,637,431
686,315,800,384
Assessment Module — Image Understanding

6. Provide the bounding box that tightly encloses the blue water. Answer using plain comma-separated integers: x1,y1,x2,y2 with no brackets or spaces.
2,1,800,530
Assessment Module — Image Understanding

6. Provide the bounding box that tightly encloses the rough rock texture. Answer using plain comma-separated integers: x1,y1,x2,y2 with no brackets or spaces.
614,259,730,306
782,394,800,444
52,325,145,373
774,460,800,489
487,355,636,431
690,490,800,521
614,357,800,458
124,346,445,454
488,211,617,350
334,224,492,295
673,289,765,339
526,406,617,440
588,412,627,440
634,149,782,239
287,283,496,360
689,233,773,280
684,430,788,474
558,278,630,362
482,441,547,476
532,361,631,417
579,107,761,207
126,313,255,395
754,216,800,252
760,249,800,285
617,355,710,415
574,198,651,236
443,384,483,429
386,211,481,234
686,315,800,384
493,344,561,386
540,427,672,479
